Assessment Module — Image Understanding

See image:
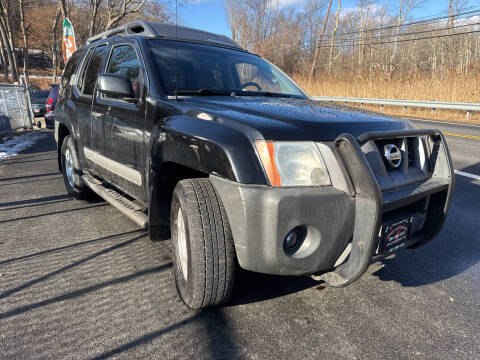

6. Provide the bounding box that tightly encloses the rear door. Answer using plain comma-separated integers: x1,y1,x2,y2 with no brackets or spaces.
91,42,147,199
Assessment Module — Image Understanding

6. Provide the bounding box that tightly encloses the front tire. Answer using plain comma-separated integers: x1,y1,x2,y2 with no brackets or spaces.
61,136,90,199
171,178,236,309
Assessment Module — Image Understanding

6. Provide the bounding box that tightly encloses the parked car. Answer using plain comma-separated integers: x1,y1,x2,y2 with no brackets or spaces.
55,21,454,309
44,84,59,129
30,89,49,117
44,109,55,129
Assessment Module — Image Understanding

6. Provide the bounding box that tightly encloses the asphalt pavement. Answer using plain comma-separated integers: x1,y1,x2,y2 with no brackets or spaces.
0,120,479,359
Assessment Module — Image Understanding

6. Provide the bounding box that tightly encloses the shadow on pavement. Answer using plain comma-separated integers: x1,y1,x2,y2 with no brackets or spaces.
230,269,319,305
0,194,71,208
0,263,171,320
0,171,60,182
0,233,146,300
91,309,245,360
0,202,108,225
91,314,202,359
0,175,62,187
1,156,57,165
0,229,145,266
0,198,72,212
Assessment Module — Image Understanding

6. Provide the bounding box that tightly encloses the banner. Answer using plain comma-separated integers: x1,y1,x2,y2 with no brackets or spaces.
62,18,76,63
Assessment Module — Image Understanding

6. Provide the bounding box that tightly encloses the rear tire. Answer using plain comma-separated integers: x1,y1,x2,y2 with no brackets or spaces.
61,135,91,199
171,178,236,309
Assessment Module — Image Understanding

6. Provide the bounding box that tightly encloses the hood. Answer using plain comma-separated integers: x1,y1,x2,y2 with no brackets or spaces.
179,96,414,141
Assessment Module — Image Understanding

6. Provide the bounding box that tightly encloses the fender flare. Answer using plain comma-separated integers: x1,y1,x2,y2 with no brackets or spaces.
146,115,267,240
146,115,267,189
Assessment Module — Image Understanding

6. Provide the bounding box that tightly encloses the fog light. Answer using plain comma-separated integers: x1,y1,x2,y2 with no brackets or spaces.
283,226,306,255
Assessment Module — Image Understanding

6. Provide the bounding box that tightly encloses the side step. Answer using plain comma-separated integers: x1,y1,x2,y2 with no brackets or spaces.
82,175,148,228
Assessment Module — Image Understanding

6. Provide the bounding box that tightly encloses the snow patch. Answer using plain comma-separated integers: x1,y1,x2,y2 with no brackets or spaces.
0,132,47,162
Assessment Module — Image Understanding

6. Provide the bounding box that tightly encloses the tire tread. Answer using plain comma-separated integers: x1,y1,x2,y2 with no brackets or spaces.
174,178,235,308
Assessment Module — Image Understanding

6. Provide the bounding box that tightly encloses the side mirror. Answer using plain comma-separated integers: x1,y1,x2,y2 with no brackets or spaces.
97,74,135,101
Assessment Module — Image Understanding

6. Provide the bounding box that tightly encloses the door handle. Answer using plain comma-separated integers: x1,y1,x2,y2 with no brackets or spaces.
91,111,104,119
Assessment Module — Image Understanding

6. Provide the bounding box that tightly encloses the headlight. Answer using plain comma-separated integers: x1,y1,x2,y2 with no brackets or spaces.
255,141,331,187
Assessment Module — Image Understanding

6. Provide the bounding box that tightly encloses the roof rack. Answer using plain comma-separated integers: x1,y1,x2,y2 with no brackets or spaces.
86,20,242,50
86,20,157,44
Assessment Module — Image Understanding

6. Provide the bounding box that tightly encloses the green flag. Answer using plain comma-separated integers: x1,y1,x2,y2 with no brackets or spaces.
62,17,76,63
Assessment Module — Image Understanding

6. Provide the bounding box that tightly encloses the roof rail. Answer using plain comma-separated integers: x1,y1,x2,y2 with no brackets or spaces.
86,20,158,44
86,20,242,50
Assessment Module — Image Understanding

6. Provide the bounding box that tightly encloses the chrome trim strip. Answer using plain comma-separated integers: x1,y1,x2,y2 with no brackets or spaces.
83,147,142,186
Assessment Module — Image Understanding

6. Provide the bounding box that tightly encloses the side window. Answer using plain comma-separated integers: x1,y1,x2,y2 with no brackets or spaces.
77,49,93,93
82,46,107,95
107,45,142,98
60,50,83,98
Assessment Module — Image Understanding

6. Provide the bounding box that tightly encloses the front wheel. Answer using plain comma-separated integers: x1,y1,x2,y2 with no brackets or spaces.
171,178,236,309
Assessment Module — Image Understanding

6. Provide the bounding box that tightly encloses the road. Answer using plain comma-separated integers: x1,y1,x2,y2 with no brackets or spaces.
0,119,479,359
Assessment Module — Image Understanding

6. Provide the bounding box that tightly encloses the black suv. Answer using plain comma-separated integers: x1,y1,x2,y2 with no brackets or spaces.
55,20,454,309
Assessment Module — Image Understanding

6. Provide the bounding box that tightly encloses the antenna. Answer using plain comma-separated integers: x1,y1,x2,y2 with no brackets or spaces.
175,0,178,100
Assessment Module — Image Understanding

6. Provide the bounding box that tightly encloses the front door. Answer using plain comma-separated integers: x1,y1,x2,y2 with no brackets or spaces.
72,45,107,171
92,42,147,199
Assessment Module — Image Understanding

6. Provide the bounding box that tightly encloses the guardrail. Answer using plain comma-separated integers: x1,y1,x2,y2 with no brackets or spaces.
0,83,34,136
312,96,480,119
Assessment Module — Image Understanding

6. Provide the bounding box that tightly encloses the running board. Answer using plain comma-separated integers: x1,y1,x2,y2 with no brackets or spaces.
82,175,148,228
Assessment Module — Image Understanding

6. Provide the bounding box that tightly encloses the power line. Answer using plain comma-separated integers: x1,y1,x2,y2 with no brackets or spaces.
286,28,480,55
316,20,479,47
267,22,480,59
265,7,480,58
333,6,480,37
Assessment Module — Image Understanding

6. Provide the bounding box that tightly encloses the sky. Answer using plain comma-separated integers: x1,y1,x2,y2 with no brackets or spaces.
178,0,478,37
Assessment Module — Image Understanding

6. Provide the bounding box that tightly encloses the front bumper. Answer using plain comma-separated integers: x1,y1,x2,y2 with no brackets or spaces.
211,129,454,285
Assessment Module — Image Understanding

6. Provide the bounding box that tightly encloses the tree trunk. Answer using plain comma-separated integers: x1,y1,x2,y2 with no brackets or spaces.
52,6,61,82
328,0,341,75
89,0,100,37
0,18,16,82
19,0,29,82
0,36,8,80
2,1,18,76
309,0,333,81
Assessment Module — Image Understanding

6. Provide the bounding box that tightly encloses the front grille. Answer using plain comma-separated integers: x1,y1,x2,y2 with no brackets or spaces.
374,138,403,172
361,135,431,190
407,137,415,168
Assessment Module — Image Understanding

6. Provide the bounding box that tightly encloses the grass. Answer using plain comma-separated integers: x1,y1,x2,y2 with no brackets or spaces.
295,73,480,124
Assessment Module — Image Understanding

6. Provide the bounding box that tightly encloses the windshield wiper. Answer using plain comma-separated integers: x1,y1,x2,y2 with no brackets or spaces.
236,91,298,98
175,89,235,96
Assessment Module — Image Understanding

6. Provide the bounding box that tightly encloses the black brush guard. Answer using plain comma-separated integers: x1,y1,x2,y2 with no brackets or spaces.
320,129,455,287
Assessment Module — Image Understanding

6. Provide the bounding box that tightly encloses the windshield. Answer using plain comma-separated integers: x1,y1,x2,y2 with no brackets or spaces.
148,39,305,98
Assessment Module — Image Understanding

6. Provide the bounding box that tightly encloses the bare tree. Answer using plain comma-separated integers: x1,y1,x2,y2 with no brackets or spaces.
308,0,332,80
89,0,102,37
0,0,16,82
19,0,32,81
328,0,341,74
389,0,423,75
51,5,62,82
105,0,148,30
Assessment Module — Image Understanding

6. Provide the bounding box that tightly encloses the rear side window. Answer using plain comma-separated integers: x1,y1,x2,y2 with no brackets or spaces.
77,49,93,93
60,50,83,98
82,46,107,95
107,45,142,97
